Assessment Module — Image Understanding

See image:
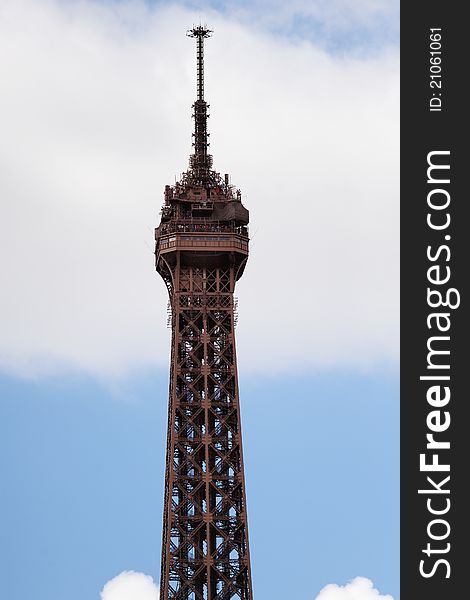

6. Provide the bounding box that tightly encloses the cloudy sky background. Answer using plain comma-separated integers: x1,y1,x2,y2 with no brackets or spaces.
0,0,399,598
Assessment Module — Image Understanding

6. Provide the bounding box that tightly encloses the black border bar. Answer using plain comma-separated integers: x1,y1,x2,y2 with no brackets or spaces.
401,4,467,599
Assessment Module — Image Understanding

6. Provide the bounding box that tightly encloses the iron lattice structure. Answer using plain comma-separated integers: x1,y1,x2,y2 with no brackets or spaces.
155,26,253,600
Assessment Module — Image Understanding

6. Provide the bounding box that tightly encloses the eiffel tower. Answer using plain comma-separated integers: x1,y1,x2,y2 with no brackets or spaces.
154,26,254,600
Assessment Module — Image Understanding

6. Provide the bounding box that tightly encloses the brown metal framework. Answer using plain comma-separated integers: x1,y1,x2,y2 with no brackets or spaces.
155,26,253,600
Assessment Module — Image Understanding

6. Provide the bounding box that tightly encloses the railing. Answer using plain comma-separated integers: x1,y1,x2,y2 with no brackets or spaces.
158,233,248,253
156,222,248,237
191,202,213,210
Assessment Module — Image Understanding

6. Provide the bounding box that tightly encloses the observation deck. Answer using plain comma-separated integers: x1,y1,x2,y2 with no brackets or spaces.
155,180,249,276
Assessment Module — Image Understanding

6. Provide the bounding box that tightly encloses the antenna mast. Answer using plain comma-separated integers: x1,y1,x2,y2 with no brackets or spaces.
187,26,213,183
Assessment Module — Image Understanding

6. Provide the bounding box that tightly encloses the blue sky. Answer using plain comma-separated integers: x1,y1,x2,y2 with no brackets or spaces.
0,1,399,599
1,369,398,599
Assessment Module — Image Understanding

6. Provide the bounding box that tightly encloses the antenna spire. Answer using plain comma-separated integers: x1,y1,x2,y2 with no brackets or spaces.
187,25,212,100
187,26,213,182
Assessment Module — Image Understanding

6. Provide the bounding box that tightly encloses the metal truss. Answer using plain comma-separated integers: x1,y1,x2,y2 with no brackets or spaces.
159,267,253,600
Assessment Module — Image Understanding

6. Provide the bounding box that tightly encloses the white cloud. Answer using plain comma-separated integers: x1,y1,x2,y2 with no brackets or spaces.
99,572,391,600
315,577,393,600
100,571,159,600
0,0,399,379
